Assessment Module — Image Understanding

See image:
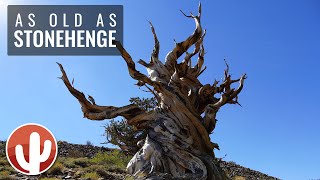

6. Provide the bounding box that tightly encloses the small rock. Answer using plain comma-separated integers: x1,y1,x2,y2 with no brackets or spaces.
63,175,72,179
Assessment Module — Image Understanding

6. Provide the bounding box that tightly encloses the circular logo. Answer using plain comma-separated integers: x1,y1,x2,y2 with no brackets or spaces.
6,123,58,175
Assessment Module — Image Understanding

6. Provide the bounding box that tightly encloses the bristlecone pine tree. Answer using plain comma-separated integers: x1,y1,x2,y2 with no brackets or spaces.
58,3,246,180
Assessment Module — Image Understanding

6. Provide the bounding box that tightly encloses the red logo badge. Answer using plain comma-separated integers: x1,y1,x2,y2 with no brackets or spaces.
6,123,58,175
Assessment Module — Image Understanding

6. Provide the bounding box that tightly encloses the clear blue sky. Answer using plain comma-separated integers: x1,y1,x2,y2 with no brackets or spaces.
1,0,319,179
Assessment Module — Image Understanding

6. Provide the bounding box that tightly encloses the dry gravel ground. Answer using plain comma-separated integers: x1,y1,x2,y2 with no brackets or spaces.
0,141,278,180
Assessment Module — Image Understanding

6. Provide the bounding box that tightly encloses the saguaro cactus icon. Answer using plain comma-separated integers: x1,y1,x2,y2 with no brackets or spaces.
15,132,52,175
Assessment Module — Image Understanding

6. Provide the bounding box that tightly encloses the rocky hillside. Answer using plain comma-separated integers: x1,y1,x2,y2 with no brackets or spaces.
0,141,278,179
57,141,114,158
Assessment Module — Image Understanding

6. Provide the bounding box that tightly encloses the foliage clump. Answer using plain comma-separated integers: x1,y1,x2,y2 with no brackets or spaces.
103,97,157,154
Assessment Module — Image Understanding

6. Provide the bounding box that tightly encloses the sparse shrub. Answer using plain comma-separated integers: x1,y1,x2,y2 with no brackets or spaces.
234,176,246,180
0,176,15,180
96,168,111,178
83,164,119,178
90,151,131,170
0,158,9,166
74,170,85,178
125,176,135,180
60,157,77,168
0,170,11,176
0,174,15,180
81,172,101,180
2,166,15,175
47,161,64,175
74,157,91,168
86,141,93,146
83,164,103,172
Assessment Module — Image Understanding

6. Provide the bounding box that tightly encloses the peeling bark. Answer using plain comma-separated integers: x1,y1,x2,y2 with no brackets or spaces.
58,3,246,180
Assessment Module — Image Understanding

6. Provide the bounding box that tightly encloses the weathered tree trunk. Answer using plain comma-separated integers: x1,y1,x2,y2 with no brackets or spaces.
58,3,246,180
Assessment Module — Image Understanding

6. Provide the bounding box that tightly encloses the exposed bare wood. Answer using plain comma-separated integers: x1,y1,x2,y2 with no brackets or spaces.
212,73,247,109
202,71,247,133
165,3,203,72
184,29,206,65
113,40,162,91
149,21,160,61
57,62,145,121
